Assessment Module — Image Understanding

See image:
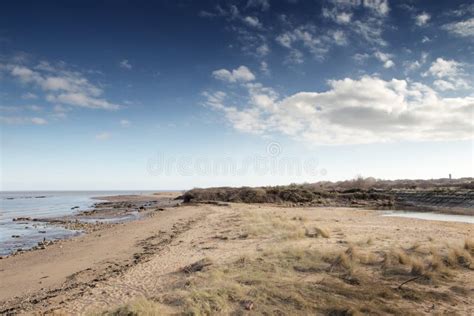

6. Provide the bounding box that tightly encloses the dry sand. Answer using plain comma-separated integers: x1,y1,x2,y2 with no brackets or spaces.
0,198,472,315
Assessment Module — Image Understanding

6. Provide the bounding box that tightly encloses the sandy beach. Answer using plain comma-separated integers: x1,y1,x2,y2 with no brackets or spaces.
0,193,472,315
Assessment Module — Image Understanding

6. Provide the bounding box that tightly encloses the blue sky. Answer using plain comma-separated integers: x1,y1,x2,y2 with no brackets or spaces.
1,0,473,190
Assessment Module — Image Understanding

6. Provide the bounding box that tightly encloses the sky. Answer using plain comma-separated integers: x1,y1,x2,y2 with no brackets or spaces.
0,0,473,190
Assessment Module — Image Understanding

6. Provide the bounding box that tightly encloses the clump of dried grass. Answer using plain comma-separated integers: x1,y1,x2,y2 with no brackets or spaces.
446,247,473,269
464,239,474,254
305,226,330,238
96,298,164,315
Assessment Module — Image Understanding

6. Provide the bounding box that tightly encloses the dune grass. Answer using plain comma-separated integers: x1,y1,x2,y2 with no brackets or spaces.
100,212,473,315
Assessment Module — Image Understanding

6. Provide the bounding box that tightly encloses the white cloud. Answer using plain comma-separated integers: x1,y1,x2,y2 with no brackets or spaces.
322,8,352,24
421,36,431,43
353,19,387,46
3,61,120,110
96,132,111,140
204,75,473,145
442,18,474,37
322,1,388,47
446,3,474,17
260,61,270,75
212,65,256,83
433,80,456,91
328,0,389,16
330,30,348,46
243,16,262,28
403,52,428,73
120,119,131,127
46,92,119,110
374,51,395,68
353,53,370,63
286,49,304,64
256,43,270,56
276,24,336,61
426,58,462,78
415,12,430,26
119,59,132,70
363,0,389,16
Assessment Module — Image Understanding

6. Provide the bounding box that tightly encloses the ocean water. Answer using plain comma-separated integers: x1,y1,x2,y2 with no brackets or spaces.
0,191,157,256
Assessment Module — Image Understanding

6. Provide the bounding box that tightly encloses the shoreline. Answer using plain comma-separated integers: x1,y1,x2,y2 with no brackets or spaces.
1,200,472,314
1,192,182,258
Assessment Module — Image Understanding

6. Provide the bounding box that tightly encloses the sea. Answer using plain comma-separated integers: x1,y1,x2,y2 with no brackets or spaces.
0,191,158,256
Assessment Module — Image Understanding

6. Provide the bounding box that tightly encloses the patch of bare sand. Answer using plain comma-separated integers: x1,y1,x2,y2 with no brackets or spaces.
0,204,209,314
1,204,473,315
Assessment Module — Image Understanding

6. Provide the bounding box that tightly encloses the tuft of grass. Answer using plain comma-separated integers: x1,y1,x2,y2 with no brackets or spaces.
305,226,330,238
241,211,306,240
96,298,164,316
464,239,474,254
446,247,472,269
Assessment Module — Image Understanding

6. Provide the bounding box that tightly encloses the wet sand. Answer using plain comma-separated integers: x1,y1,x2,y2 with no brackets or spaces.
0,197,473,314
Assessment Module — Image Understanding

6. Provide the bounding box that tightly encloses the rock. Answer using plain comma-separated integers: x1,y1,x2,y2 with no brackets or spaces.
11,235,21,238
13,217,31,222
38,230,47,234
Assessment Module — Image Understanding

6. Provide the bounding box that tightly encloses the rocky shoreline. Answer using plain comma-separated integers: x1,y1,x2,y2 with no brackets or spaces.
1,193,182,259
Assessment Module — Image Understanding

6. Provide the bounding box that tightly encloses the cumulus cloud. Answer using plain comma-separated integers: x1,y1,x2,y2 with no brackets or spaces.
1,61,120,110
426,58,462,78
119,59,132,70
212,65,256,83
415,12,430,26
374,51,395,68
425,58,470,91
442,18,474,37
204,73,473,145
